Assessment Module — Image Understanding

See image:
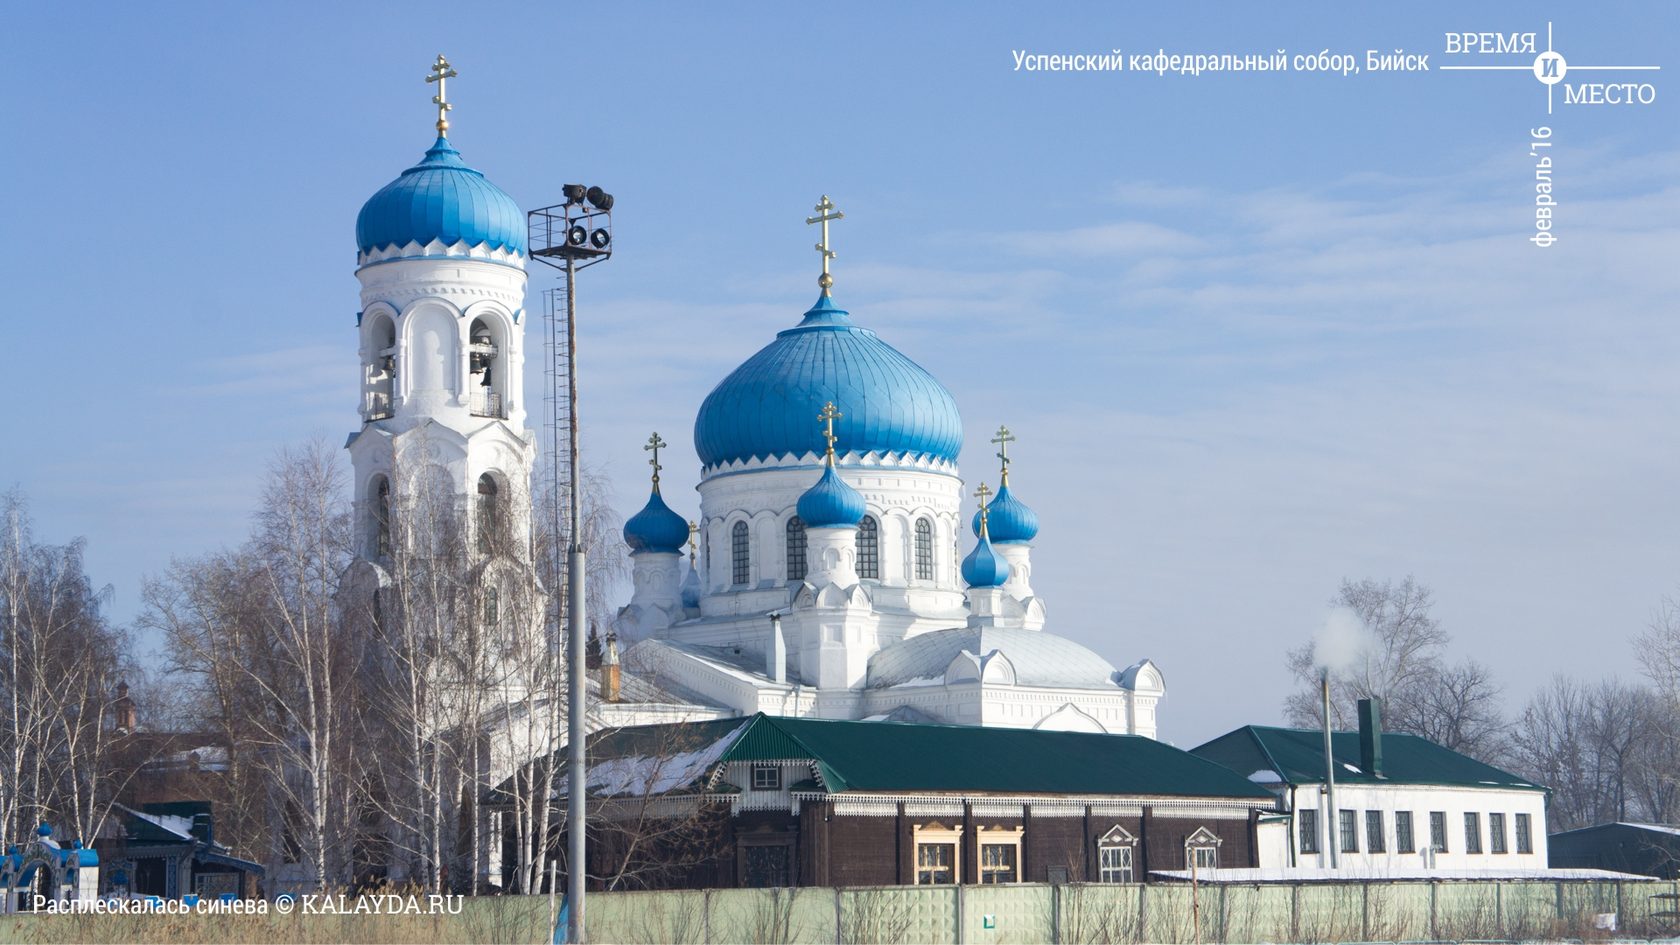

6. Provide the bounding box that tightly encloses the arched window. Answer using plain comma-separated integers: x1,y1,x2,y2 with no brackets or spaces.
476,474,499,554
373,477,391,557
914,517,934,581
785,516,807,582
731,521,751,586
468,317,502,418
857,516,879,580
368,316,396,421
483,586,500,628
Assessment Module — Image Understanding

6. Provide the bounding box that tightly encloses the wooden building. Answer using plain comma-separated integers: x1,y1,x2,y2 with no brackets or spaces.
496,713,1277,890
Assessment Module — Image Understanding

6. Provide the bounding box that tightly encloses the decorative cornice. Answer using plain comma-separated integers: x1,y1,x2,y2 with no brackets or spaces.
358,238,528,268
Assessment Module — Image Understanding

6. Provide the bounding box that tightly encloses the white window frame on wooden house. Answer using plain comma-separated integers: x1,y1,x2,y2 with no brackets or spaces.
1097,825,1137,883
914,823,962,885
1185,826,1222,872
977,825,1024,884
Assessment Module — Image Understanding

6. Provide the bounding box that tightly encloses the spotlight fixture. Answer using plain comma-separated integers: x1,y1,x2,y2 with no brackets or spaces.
567,224,588,246
562,183,587,205
586,186,614,211
590,228,611,249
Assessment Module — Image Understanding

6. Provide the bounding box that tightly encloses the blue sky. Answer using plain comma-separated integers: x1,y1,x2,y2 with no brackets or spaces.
6,3,1677,745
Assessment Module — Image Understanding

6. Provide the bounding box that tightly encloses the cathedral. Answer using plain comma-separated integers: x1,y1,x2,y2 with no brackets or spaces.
612,205,1165,737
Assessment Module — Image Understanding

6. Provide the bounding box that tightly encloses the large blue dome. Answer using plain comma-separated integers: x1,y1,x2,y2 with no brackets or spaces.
694,295,962,469
356,137,527,258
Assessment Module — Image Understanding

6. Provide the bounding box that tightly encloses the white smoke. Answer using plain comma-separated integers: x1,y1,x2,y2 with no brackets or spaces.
1313,606,1373,675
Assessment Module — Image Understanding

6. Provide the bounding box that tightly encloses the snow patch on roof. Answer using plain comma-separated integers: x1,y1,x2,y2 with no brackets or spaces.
558,722,746,798
1248,769,1282,783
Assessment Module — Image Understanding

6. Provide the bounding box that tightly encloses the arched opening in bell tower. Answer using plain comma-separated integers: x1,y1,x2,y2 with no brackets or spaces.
372,475,392,558
468,317,503,418
476,473,500,554
365,314,397,421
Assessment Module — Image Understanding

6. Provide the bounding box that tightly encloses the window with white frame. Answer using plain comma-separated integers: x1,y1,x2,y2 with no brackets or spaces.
976,826,1023,885
914,517,934,580
1366,810,1385,853
1097,826,1137,883
750,765,781,791
1339,809,1358,853
1489,812,1507,853
1185,826,1221,872
731,521,751,586
1429,811,1448,852
1298,808,1319,853
914,823,962,885
1395,811,1415,853
1515,813,1533,854
856,516,879,579
785,516,807,582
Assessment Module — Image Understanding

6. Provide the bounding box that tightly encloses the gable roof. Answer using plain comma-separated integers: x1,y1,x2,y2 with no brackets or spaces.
524,714,1275,802
1190,725,1543,792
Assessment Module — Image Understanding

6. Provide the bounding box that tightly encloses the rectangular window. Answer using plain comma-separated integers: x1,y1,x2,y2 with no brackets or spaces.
1339,809,1358,853
914,518,934,581
1298,808,1319,854
916,843,956,885
1430,811,1448,853
1489,812,1507,853
1395,811,1415,854
1515,813,1533,854
1098,845,1134,883
750,765,781,791
1191,845,1218,871
731,522,751,586
980,844,1018,884
1366,810,1386,853
1464,812,1482,854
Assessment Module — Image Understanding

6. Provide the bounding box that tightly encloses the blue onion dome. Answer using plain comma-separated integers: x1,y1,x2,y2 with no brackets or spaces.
693,294,963,469
969,483,1038,544
796,462,867,529
962,528,1010,588
624,488,689,554
356,136,527,259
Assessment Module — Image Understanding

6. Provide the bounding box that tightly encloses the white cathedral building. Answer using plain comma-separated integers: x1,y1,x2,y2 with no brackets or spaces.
613,208,1165,737
334,57,1164,756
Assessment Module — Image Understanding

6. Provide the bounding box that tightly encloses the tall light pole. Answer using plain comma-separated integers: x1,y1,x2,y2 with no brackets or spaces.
529,186,612,943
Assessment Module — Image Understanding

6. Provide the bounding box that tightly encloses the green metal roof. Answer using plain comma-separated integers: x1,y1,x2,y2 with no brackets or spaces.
571,714,1274,801
1190,725,1544,792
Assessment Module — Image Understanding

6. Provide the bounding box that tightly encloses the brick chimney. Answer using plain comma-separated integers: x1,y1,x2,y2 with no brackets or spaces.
1358,697,1384,778
599,634,621,703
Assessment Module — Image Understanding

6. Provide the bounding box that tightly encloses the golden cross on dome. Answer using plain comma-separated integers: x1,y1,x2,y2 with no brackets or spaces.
426,54,458,136
991,425,1017,485
644,432,667,490
805,195,845,296
817,402,843,462
973,482,994,532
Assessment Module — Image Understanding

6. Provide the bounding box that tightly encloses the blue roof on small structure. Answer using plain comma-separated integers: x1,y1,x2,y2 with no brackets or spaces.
693,295,962,468
623,488,689,555
961,530,1010,588
796,463,867,529
971,483,1038,544
356,136,526,257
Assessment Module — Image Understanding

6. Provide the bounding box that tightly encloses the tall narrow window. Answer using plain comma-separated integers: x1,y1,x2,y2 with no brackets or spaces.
785,517,807,582
483,586,499,627
374,477,391,557
856,516,879,579
1515,813,1533,854
1298,808,1319,854
1098,826,1138,883
476,474,499,554
1395,811,1415,853
914,517,934,580
1366,811,1386,853
1489,812,1507,854
1430,811,1448,853
731,521,751,586
1464,812,1482,854
1339,810,1358,853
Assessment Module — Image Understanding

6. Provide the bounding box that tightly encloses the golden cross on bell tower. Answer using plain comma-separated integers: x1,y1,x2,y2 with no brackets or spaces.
974,482,994,533
426,54,458,136
644,432,668,491
687,520,698,558
991,425,1017,486
817,402,843,463
805,195,845,296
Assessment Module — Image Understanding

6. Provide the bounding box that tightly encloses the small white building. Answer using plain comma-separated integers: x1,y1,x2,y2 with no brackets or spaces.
1192,700,1548,872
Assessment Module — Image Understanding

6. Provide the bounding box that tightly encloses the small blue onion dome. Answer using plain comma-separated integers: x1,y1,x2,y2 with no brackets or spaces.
624,488,689,554
680,559,701,608
969,483,1038,544
356,136,527,257
961,529,1010,588
797,463,867,529
694,295,962,468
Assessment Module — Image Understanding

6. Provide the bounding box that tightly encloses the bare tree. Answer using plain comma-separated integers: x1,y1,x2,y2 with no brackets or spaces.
1285,576,1506,760
1512,676,1661,830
